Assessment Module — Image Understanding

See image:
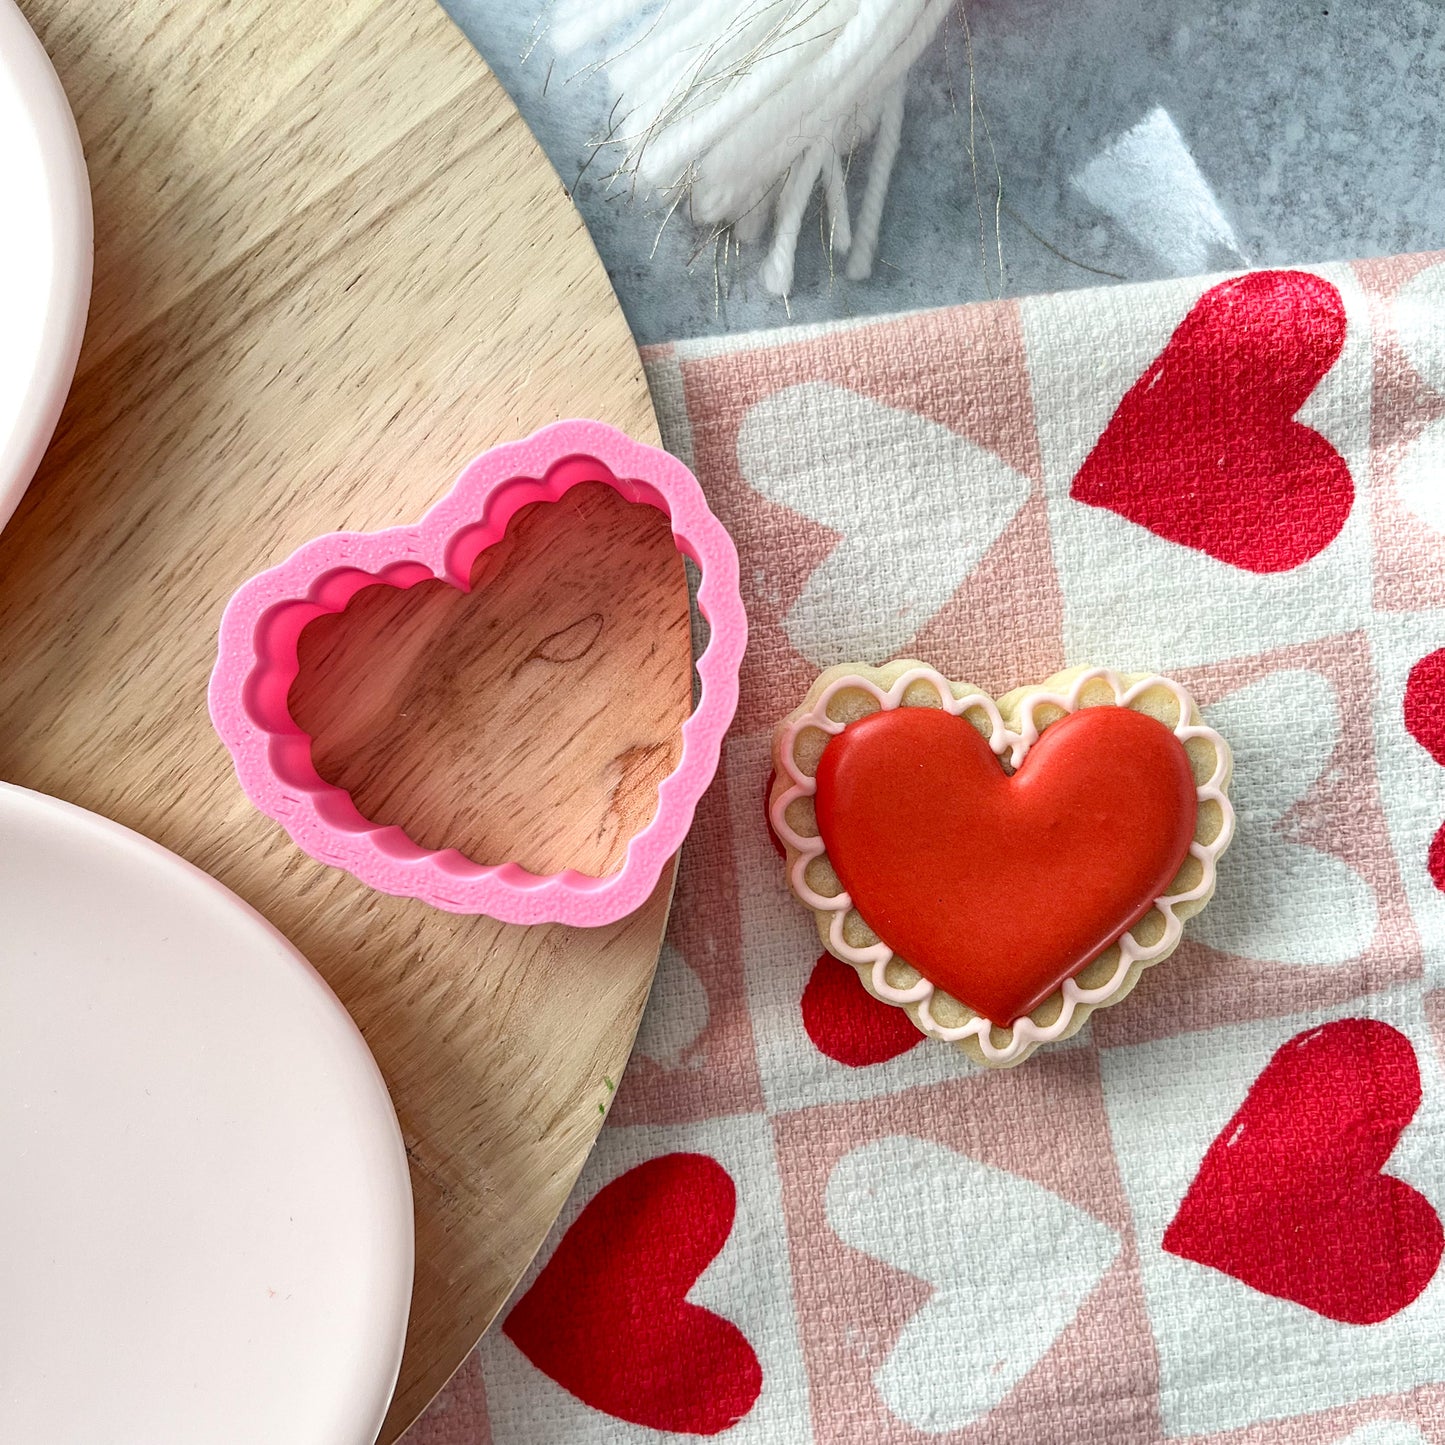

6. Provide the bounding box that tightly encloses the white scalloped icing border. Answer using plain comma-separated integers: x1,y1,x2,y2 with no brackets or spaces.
769,664,1235,1066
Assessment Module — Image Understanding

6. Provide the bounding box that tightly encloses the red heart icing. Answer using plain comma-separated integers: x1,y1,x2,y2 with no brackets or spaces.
814,704,1197,1026
1163,1018,1443,1323
503,1153,762,1434
1405,648,1445,892
802,951,924,1066
1071,270,1351,573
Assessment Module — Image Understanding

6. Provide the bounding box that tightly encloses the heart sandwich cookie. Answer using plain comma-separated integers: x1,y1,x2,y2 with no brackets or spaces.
768,662,1234,1067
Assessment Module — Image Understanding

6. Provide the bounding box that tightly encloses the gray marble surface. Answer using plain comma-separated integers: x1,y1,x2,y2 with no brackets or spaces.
441,0,1445,345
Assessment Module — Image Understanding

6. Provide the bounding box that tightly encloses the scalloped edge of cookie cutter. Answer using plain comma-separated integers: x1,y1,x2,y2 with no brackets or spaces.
208,419,746,928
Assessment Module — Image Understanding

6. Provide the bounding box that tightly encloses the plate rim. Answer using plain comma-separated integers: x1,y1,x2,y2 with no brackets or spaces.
0,780,416,1444
0,0,93,532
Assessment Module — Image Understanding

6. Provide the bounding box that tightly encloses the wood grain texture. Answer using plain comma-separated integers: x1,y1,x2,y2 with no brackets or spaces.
7,2,686,1439
292,483,690,879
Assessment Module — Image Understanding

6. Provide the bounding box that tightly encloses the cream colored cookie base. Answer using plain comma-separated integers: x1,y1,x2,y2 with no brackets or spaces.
769,662,1235,1068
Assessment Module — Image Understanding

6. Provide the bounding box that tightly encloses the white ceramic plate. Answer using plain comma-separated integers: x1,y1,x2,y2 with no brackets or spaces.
0,784,414,1444
0,0,91,532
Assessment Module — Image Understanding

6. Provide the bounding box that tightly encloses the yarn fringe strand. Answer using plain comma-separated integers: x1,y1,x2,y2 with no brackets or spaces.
548,0,951,296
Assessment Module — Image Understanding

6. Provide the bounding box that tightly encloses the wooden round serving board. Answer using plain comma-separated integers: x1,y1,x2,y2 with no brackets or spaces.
5,2,687,1440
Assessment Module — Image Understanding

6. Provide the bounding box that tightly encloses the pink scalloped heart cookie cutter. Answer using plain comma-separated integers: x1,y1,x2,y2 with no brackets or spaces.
209,419,746,928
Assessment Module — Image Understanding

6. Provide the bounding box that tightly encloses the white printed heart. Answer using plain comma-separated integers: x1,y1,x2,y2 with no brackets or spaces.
737,382,1031,667
1335,1423,1428,1445
1394,428,1445,536
1392,263,1445,394
1390,262,1445,537
825,1135,1119,1432
632,941,710,1069
1192,669,1376,965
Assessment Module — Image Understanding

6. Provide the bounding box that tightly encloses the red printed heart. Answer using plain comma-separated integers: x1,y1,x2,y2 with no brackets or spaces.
1405,647,1445,891
802,951,924,1066
504,1153,762,1434
815,704,1198,1026
1071,270,1351,573
1163,1018,1443,1323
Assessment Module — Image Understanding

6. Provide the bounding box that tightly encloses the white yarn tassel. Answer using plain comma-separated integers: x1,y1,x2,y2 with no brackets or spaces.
759,143,826,297
548,0,950,296
846,79,904,279
550,0,652,53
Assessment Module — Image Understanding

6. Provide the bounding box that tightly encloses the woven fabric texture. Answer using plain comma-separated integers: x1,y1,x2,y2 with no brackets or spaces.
407,253,1445,1445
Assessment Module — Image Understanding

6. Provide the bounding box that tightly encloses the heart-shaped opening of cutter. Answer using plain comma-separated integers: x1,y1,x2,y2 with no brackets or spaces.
280,481,694,879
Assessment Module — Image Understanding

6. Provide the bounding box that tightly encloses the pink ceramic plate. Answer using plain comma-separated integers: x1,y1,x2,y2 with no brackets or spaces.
0,783,413,1444
0,0,91,533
